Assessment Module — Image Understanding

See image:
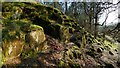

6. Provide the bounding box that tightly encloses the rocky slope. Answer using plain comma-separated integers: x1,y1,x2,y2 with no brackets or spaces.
1,2,120,68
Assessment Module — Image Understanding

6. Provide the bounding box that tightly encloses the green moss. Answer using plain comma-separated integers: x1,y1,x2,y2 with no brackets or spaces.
2,39,25,62
21,49,37,59
80,34,86,50
58,60,65,67
103,40,117,49
2,12,12,19
2,2,78,43
69,63,81,68
30,24,43,31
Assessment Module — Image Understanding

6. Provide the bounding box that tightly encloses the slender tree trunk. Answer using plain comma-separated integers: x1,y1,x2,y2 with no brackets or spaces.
74,2,77,19
89,16,92,33
103,22,106,42
53,2,57,8
65,2,67,15
94,16,98,38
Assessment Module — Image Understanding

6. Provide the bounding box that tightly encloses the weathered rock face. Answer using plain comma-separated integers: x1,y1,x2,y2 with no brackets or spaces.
2,2,75,42
2,39,24,62
2,20,26,62
27,25,46,52
2,20,46,64
29,30,45,45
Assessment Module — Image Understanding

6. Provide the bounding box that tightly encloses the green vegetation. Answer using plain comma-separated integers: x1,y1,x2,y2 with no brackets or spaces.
1,2,120,68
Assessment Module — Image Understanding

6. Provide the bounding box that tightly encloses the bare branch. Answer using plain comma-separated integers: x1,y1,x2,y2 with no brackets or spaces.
102,1,120,10
100,9,117,26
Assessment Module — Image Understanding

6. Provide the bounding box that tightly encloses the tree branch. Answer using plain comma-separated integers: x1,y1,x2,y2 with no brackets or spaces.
100,9,117,26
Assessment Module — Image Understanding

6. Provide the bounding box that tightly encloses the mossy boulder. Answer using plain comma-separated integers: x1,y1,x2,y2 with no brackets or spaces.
2,19,46,63
2,39,24,63
26,24,46,52
2,2,75,42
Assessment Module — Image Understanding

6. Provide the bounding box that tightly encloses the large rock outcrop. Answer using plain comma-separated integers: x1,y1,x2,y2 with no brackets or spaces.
2,19,46,64
2,2,120,68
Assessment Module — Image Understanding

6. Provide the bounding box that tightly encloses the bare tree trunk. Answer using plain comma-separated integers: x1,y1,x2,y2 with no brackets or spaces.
65,2,67,15
103,21,106,42
53,2,57,8
89,16,92,33
94,16,98,38
74,2,77,19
